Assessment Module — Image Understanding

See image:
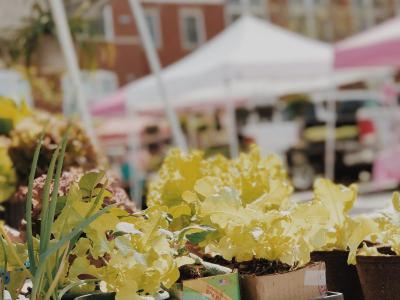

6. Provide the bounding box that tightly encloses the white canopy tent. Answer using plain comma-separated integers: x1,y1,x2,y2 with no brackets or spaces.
94,15,335,157
95,15,394,159
154,66,394,111
122,15,333,112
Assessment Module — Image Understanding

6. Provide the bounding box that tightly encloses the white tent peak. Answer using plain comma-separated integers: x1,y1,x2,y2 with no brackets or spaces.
143,15,332,78
119,15,333,111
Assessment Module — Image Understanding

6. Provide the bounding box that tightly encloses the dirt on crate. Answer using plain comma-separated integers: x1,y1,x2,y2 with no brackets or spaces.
178,264,208,281
204,255,293,276
236,258,293,276
203,255,234,268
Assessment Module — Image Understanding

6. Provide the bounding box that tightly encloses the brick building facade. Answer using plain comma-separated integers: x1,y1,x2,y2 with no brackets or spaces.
224,0,400,42
98,0,399,86
103,0,225,85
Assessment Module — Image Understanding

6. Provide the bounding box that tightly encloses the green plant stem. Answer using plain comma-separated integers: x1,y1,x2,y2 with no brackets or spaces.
44,242,69,300
44,131,69,251
39,146,60,255
26,132,45,275
58,279,99,298
0,234,7,300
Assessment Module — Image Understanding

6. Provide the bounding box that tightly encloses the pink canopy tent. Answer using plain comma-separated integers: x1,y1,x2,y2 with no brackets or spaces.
91,90,126,117
96,116,170,145
335,17,400,68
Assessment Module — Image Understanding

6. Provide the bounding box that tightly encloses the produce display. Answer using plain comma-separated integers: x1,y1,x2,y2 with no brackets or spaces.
0,97,103,228
147,147,375,267
1,101,400,299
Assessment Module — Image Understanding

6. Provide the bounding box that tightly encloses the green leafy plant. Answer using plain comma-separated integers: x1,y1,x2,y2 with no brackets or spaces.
147,147,310,270
358,192,400,257
0,129,111,299
0,131,182,300
0,2,93,69
0,139,16,203
147,146,292,231
148,146,381,271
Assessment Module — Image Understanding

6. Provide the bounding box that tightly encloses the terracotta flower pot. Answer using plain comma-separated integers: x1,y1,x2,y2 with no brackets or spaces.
311,250,363,300
356,254,400,300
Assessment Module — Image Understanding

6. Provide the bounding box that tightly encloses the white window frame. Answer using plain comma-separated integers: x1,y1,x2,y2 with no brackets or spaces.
103,4,115,42
144,8,163,49
179,8,206,50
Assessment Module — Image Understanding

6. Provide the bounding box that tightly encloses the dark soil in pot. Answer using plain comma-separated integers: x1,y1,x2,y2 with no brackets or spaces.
1,199,25,229
178,264,210,281
204,255,292,275
235,258,292,276
356,253,400,300
311,250,363,300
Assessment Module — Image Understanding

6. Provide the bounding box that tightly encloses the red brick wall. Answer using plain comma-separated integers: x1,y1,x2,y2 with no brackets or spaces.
108,0,225,85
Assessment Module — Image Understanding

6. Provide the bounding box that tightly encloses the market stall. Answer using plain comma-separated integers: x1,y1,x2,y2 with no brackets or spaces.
92,15,333,157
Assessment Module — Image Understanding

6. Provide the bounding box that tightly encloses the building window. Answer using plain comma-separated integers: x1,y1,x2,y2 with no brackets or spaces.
180,9,205,50
103,4,115,42
144,9,162,49
227,0,262,4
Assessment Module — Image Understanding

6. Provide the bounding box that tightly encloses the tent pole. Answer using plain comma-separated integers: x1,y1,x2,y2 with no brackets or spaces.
127,108,144,208
225,76,239,158
49,0,97,144
128,0,188,152
324,90,336,180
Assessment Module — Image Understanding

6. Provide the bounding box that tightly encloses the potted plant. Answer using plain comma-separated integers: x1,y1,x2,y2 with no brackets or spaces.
308,179,379,300
1,129,182,299
0,98,102,228
355,193,400,300
0,130,112,299
159,224,240,300
147,147,328,300
1,2,106,74
0,2,115,110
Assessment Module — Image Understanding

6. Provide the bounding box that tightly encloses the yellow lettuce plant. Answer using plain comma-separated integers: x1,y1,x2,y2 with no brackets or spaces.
0,133,179,300
66,207,180,300
148,147,311,268
148,146,293,231
0,97,31,133
300,179,379,264
0,138,16,202
148,147,381,267
358,192,400,256
0,98,28,202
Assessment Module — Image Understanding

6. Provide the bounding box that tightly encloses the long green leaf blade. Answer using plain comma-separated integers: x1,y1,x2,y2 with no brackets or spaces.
38,146,60,255
0,234,6,300
25,132,44,275
58,279,99,298
44,129,69,252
